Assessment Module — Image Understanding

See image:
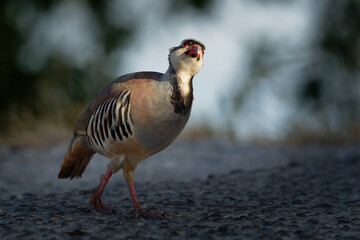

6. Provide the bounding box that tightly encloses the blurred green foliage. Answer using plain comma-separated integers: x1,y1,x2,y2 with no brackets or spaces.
2,0,359,143
299,0,360,138
230,0,360,142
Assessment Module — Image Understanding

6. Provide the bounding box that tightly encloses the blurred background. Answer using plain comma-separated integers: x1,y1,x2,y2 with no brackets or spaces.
1,0,360,146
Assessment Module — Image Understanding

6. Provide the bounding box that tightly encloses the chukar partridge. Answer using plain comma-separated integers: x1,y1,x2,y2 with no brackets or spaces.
58,38,205,218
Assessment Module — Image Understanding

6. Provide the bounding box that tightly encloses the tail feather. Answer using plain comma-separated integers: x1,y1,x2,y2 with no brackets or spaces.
58,136,95,179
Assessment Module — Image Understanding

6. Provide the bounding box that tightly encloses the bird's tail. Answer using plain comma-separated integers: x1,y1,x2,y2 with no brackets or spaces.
58,135,95,179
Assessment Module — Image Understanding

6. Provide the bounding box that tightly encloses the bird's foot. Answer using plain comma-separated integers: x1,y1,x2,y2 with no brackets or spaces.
88,195,111,213
135,209,165,219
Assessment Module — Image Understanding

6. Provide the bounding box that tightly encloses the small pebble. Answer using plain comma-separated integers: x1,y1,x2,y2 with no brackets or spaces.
218,225,228,233
0,209,7,216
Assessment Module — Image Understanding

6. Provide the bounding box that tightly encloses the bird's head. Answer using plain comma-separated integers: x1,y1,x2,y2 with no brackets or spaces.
168,38,205,76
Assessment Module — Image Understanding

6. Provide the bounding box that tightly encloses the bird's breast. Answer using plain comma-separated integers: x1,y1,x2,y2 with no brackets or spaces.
131,81,191,150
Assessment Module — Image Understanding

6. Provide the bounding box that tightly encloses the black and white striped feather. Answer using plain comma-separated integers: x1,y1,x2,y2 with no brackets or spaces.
86,90,134,153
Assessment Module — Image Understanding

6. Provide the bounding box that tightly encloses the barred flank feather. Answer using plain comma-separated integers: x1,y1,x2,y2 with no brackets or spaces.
87,90,134,153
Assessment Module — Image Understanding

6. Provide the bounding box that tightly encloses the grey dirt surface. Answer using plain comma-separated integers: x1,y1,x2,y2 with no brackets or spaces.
0,140,360,239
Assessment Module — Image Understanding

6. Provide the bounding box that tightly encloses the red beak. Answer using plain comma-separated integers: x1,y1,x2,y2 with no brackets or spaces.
186,44,202,59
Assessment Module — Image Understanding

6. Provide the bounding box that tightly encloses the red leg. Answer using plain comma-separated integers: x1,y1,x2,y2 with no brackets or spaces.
127,182,164,219
89,165,112,212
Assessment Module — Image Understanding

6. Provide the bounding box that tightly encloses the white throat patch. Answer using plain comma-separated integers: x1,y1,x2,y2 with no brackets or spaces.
169,49,201,97
177,71,192,96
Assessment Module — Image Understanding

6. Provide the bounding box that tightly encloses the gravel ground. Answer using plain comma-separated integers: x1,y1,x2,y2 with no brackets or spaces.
0,140,360,239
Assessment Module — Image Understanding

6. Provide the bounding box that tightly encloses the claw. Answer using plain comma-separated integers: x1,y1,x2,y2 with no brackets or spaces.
86,165,113,213
127,182,164,219
89,194,109,212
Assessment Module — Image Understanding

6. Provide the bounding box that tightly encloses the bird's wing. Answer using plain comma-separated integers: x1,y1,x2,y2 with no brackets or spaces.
73,71,163,136
59,71,163,179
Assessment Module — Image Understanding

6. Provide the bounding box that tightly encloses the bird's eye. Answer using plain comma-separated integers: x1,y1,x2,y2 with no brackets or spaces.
182,41,189,47
182,40,194,47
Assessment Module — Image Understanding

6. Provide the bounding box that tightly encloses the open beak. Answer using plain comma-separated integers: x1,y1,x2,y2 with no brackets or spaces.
186,45,202,60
